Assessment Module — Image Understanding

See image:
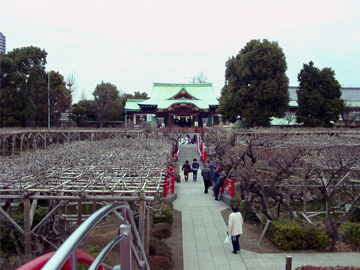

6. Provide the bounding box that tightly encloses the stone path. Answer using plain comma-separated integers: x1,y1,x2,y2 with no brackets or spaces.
173,144,360,270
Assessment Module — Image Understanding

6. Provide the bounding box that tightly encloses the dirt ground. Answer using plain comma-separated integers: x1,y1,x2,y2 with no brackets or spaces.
165,209,184,270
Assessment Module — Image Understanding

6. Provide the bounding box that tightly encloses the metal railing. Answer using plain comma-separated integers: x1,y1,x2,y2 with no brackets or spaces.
42,201,149,270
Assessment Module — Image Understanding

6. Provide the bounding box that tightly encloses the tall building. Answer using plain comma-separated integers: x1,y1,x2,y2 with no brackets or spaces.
0,32,6,54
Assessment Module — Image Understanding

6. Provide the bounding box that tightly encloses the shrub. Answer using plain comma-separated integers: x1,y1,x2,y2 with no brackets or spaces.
341,222,360,251
349,208,360,222
149,236,172,268
159,198,174,210
153,206,174,225
148,255,172,270
268,220,331,250
151,223,172,239
268,220,306,250
304,225,331,250
153,199,174,225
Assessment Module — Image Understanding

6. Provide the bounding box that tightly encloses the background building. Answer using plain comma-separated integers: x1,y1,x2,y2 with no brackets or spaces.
0,32,6,54
271,87,360,127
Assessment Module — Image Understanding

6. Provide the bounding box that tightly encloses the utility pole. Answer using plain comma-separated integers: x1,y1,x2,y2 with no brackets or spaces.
48,72,50,129
67,82,72,127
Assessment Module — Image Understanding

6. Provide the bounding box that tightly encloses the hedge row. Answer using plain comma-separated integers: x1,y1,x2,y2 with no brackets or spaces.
148,199,175,270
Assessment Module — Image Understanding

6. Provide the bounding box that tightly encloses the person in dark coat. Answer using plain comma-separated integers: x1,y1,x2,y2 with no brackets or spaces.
213,169,226,201
207,160,215,187
182,160,191,182
212,166,221,183
201,164,212,193
207,160,215,178
212,165,221,195
192,158,200,182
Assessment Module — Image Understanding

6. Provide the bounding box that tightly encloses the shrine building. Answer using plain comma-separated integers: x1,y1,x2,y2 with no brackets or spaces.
124,82,220,130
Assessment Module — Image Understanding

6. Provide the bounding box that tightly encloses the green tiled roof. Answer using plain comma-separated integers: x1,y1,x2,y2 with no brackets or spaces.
125,83,219,111
125,99,148,111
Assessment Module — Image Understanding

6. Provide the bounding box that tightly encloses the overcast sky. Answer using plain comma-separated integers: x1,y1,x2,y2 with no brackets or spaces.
1,0,359,102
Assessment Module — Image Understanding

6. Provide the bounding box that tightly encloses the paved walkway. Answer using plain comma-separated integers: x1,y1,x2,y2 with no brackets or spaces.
173,144,360,270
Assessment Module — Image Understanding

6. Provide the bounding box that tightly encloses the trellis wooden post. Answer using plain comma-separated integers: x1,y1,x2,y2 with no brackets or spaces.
77,200,82,225
93,193,97,213
12,134,15,155
139,198,145,259
1,135,5,156
145,201,150,255
27,134,30,151
303,175,308,215
42,133,46,150
24,197,32,254
20,133,24,154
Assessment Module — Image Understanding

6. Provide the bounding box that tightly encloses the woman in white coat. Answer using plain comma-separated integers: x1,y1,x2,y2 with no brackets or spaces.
228,205,244,254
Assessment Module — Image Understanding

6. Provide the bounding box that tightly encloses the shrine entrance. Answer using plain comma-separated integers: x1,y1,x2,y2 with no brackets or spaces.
174,116,192,127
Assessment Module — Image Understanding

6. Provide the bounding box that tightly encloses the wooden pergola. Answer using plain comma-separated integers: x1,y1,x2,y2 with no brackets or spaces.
0,128,173,255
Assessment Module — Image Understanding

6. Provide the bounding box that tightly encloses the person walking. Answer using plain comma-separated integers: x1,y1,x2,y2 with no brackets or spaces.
213,168,226,201
182,160,191,182
201,164,211,193
212,165,221,184
207,160,215,179
192,158,200,182
228,205,244,254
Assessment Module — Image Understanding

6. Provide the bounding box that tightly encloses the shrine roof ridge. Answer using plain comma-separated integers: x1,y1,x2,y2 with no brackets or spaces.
153,82,213,87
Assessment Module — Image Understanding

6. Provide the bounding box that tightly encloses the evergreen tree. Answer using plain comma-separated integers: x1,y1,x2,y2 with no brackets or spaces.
93,81,120,127
296,61,345,127
0,47,70,127
218,39,289,127
71,100,97,127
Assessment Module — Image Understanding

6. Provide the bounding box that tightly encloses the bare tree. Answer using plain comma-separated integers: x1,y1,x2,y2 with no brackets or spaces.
204,127,360,235
191,71,209,83
66,72,76,126
205,128,299,222
312,145,360,251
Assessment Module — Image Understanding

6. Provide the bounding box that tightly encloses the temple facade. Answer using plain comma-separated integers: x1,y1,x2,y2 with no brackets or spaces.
125,83,220,130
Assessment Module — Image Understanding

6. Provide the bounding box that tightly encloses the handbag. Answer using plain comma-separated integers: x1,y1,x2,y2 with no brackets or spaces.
224,234,231,244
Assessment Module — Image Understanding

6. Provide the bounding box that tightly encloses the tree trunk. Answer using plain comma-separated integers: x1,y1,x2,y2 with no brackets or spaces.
324,195,338,252
244,193,263,223
279,197,295,221
256,189,278,221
